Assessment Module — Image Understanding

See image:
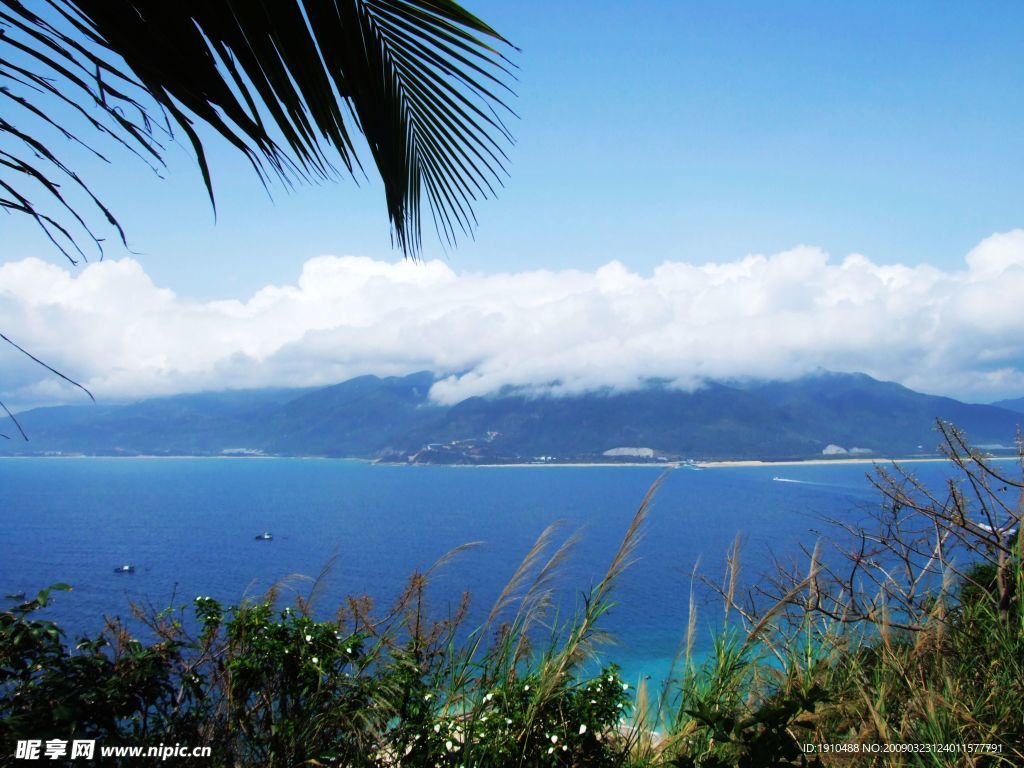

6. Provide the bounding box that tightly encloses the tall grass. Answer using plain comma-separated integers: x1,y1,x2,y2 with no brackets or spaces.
637,422,1024,767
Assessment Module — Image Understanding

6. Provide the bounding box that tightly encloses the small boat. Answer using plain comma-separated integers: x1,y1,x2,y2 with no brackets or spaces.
254,532,273,541
113,564,135,574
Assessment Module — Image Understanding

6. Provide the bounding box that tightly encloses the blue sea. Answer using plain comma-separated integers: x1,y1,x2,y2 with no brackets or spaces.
0,458,961,684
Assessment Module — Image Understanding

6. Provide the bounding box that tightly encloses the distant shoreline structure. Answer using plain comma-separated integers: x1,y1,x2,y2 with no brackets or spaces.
2,454,1018,468
432,456,1018,469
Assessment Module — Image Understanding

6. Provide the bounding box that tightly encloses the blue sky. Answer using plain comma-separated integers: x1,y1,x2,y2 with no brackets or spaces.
3,1,1024,406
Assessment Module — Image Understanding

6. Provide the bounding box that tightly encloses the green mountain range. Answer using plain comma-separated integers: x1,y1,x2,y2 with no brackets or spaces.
4,371,1021,463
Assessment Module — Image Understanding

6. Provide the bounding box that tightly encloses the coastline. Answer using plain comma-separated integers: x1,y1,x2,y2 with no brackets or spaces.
462,457,1018,469
697,456,949,468
699,455,1020,468
2,455,1017,468
403,456,968,468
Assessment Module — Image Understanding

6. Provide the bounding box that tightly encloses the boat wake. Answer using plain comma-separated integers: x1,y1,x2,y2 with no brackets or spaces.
771,477,837,487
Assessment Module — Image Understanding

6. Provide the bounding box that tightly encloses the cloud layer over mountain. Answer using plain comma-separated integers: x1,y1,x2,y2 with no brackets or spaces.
3,231,1024,408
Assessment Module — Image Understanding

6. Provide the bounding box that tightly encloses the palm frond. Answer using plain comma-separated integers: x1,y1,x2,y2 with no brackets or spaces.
1,0,160,262
1,0,516,259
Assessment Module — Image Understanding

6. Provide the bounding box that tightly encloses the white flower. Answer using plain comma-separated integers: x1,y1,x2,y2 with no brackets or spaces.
607,676,613,682
562,745,568,751
424,693,432,701
622,683,629,691
305,634,313,643
311,656,318,664
445,740,453,752
547,747,554,755
550,735,558,744
484,693,494,702
346,647,353,654
616,703,623,709
434,723,441,733
579,724,587,735
523,685,530,691
505,718,513,725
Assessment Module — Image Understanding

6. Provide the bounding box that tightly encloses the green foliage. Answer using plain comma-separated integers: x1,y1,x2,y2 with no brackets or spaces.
674,684,827,768
395,668,628,767
0,590,632,766
0,584,189,746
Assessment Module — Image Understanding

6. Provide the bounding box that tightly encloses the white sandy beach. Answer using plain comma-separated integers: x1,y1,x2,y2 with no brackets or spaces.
696,456,949,468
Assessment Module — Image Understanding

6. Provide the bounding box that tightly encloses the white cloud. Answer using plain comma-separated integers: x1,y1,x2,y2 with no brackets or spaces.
2,231,1024,409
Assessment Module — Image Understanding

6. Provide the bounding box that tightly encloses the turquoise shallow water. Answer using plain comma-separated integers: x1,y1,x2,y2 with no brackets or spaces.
0,457,960,683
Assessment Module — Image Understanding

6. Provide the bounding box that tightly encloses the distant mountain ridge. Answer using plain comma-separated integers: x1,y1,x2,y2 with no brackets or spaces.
993,396,1024,414
4,372,1021,463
